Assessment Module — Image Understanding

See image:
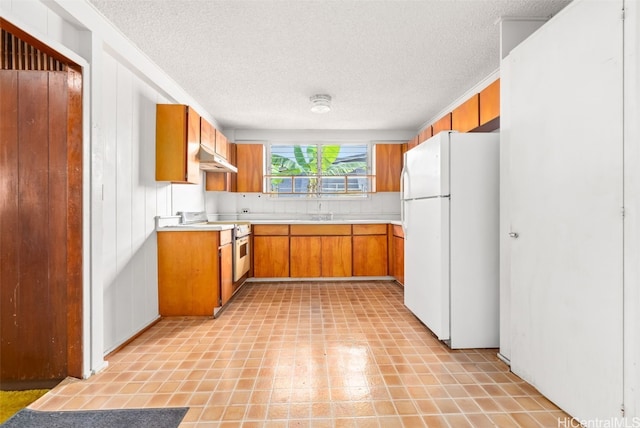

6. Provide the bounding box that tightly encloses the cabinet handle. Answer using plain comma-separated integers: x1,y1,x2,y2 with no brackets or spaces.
508,232,519,238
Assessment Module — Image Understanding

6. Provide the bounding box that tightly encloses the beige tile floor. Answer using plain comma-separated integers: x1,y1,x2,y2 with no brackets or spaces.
31,281,569,427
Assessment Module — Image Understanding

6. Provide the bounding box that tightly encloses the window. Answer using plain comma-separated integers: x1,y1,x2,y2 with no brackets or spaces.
266,143,372,198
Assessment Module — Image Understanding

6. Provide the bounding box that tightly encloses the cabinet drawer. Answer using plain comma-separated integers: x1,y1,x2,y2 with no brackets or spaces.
392,224,404,238
219,229,232,245
352,224,387,235
253,224,289,236
290,224,351,236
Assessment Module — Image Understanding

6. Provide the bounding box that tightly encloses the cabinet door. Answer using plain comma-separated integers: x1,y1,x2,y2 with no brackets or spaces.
206,142,236,192
201,118,214,151
419,126,432,144
406,135,419,150
452,94,480,132
353,235,387,276
158,231,219,316
375,144,402,192
479,79,500,126
215,128,228,159
290,236,321,277
321,236,352,277
253,236,289,277
236,144,264,192
431,113,452,135
156,104,201,184
393,236,404,285
220,243,233,305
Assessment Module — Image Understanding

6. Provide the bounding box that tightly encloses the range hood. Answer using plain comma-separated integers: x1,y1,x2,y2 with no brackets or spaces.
198,144,237,173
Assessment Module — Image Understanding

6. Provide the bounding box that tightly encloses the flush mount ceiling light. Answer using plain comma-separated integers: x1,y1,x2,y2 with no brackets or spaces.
310,94,332,113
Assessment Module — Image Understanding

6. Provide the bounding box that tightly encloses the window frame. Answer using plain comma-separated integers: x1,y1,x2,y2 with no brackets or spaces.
265,141,373,200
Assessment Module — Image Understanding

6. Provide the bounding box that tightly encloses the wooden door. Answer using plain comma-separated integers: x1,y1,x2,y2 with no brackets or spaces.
0,68,82,387
504,0,623,419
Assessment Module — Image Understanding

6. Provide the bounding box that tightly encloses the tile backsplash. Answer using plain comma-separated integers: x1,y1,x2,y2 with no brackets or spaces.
205,192,401,220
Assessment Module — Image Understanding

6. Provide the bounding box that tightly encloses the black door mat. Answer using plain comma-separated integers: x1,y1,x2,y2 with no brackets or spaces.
0,407,189,428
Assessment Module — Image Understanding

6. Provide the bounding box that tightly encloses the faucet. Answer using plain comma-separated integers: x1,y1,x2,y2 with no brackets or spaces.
312,201,332,221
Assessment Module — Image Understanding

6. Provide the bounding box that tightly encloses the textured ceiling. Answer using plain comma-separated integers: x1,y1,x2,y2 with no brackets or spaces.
88,0,571,131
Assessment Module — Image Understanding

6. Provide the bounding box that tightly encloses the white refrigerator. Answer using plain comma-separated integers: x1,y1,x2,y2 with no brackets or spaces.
401,131,499,349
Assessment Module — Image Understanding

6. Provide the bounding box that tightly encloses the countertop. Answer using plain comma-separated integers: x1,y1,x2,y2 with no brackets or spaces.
155,215,401,231
246,219,402,225
157,224,236,232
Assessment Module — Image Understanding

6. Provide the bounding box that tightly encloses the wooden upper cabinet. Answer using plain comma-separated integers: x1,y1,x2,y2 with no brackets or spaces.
236,144,264,193
419,126,433,144
452,93,480,132
432,113,452,136
479,78,500,126
206,143,236,192
406,135,419,150
156,104,201,184
200,118,214,151
375,144,402,192
215,128,229,160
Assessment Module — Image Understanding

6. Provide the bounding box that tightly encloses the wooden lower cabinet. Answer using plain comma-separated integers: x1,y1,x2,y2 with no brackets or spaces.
253,235,290,277
253,225,290,278
219,236,233,305
353,224,388,276
391,225,405,285
290,237,322,277
157,231,221,316
290,235,352,277
353,235,388,276
321,236,352,277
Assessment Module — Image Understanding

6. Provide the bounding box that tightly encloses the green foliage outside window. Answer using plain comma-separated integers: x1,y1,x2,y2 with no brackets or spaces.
268,144,370,197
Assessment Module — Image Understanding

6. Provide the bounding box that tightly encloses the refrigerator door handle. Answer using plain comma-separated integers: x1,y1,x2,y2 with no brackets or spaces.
400,164,409,236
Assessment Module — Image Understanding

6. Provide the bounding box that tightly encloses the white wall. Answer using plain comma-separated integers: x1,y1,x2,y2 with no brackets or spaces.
1,0,215,375
100,51,172,354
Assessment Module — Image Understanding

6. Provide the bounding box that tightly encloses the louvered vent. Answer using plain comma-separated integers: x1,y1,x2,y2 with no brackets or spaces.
1,28,65,71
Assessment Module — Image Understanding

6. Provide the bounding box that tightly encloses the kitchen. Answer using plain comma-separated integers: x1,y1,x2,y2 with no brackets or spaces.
1,0,639,425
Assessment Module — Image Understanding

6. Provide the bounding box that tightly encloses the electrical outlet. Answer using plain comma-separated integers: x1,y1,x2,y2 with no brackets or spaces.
241,208,250,214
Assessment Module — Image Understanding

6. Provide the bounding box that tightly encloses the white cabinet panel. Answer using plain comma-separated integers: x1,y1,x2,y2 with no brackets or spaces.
504,0,623,420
